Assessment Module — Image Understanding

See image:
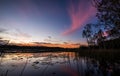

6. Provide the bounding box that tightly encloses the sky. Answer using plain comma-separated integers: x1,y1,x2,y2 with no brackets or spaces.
0,0,97,48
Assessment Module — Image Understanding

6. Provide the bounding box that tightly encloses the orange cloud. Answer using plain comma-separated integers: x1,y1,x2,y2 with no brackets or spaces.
62,0,96,35
16,42,80,48
40,43,80,48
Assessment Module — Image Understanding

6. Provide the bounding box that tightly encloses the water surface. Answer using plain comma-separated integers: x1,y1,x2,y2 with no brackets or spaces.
0,52,120,76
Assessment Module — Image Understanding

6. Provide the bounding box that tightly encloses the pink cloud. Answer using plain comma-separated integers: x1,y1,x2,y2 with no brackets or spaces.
62,0,96,35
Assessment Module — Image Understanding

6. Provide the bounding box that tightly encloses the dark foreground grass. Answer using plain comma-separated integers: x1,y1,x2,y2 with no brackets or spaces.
77,49,120,63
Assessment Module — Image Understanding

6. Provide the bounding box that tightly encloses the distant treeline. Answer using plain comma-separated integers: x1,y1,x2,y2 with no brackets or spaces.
80,38,120,49
98,38,120,49
0,45,77,53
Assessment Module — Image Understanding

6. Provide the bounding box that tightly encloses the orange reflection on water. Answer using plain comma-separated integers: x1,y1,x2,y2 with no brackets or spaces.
2,52,76,61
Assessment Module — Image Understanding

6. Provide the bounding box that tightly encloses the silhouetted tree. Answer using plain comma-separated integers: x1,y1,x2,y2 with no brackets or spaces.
92,0,120,38
0,38,9,54
82,24,93,46
0,39,9,45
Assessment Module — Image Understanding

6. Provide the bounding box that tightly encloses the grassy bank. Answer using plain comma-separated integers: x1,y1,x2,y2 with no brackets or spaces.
77,49,120,63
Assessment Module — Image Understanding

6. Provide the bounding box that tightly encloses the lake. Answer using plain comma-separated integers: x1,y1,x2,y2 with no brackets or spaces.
0,51,120,76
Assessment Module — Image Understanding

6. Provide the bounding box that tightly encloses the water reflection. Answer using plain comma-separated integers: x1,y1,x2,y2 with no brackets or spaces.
0,52,120,76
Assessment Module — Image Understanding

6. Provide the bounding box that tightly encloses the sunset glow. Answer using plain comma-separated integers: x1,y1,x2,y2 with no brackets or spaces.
15,42,80,48
0,0,96,48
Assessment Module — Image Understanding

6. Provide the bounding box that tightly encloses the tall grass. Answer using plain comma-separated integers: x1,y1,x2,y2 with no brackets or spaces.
77,49,120,63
